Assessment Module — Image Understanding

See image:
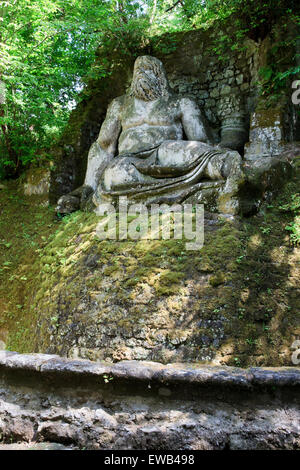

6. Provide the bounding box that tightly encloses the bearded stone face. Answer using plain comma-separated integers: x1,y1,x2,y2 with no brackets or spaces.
130,56,170,101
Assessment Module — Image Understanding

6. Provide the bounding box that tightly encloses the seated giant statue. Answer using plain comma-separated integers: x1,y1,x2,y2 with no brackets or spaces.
58,56,245,214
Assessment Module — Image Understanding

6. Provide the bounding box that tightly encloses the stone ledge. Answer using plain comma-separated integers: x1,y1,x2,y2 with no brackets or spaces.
0,351,299,388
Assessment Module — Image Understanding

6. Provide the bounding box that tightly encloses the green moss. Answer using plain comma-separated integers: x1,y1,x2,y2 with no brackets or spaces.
1,169,300,366
0,181,57,351
103,264,120,276
155,270,185,296
209,272,226,287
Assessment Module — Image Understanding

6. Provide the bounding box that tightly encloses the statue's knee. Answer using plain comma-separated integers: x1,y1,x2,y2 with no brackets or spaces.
103,161,142,191
205,154,225,179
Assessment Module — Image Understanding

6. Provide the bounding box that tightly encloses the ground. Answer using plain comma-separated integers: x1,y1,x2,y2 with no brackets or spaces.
0,164,299,367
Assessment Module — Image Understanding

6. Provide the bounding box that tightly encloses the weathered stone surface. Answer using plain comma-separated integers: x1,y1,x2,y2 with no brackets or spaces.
246,156,293,187
80,56,246,216
37,422,79,445
49,19,298,205
0,351,59,371
56,183,94,214
84,141,113,191
57,54,294,218
241,156,294,214
0,352,299,449
1,351,299,388
56,194,80,214
39,357,110,376
244,107,286,161
49,57,133,204
0,442,74,450
25,198,298,367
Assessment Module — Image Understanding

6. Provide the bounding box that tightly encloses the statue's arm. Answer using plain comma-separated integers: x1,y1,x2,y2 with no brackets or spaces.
97,96,123,155
84,97,123,190
179,97,209,143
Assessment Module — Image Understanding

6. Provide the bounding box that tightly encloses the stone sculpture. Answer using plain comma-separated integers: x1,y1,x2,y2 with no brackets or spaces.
57,55,246,215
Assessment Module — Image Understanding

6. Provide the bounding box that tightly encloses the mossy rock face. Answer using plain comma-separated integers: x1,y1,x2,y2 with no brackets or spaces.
209,272,226,287
1,172,300,367
240,156,294,215
30,204,299,366
31,214,238,363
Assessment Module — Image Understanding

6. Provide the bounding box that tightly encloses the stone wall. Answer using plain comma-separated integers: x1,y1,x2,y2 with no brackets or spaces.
0,351,299,450
153,31,260,140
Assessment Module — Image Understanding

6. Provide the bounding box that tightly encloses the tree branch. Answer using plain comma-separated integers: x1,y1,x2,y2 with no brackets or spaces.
165,0,184,13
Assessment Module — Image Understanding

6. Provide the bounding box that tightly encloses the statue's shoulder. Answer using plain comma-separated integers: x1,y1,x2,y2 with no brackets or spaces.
107,95,126,113
166,93,199,109
178,94,199,107
178,95,203,116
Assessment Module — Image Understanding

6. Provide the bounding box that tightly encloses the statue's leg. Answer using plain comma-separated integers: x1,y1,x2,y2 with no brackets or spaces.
102,156,158,192
156,140,214,169
102,141,219,191
98,142,244,215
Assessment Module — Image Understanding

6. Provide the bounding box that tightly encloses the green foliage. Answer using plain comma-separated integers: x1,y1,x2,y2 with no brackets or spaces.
285,216,300,244
279,193,300,213
258,30,300,100
279,193,300,244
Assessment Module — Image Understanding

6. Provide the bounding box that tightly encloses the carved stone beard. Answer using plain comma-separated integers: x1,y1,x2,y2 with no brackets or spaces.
132,73,163,101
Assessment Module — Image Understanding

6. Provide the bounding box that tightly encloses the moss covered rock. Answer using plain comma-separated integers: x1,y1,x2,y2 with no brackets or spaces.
1,169,300,367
